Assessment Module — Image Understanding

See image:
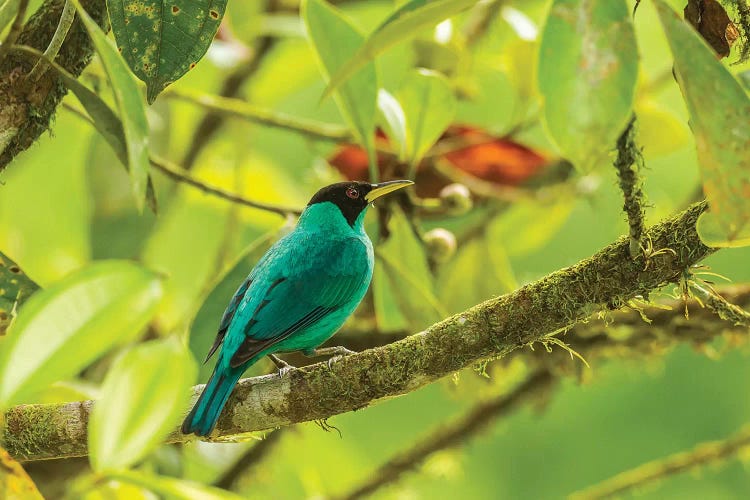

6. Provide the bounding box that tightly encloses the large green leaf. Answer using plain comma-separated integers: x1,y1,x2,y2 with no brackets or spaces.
655,1,750,247
89,337,197,472
72,0,150,211
302,0,378,177
109,469,244,500
107,1,226,103
398,69,456,166
0,446,43,500
322,0,479,97
538,0,638,172
0,261,162,409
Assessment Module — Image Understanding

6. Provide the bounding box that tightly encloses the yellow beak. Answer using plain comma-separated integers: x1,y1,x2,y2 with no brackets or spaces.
365,180,414,203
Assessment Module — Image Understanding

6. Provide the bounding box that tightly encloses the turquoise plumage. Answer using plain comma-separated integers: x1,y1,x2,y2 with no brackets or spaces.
182,180,412,437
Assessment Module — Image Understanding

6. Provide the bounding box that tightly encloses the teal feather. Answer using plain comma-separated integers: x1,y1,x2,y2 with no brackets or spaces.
182,201,374,437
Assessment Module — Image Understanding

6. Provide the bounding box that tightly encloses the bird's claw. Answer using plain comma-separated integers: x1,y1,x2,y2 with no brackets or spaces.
268,354,296,378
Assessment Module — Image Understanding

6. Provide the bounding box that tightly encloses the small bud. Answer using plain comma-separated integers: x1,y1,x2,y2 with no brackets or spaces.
439,183,472,215
424,228,457,263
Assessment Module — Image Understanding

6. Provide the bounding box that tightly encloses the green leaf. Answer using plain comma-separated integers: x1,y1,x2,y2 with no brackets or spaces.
0,446,43,500
322,0,479,97
374,208,446,331
302,0,378,176
377,89,407,160
89,337,197,472
438,238,517,314
538,0,638,172
0,0,20,34
487,199,575,257
0,251,39,336
72,0,150,212
655,1,750,247
107,1,226,103
0,261,163,409
109,469,244,500
397,69,456,166
635,100,690,157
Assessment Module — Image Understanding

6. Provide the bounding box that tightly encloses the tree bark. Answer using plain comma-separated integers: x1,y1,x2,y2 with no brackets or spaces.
2,202,713,461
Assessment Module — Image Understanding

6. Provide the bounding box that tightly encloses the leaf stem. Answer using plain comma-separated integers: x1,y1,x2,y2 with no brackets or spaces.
25,0,74,81
0,0,29,62
613,115,647,259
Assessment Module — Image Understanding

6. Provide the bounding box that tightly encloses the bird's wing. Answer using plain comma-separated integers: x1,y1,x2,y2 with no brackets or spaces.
222,235,371,368
203,275,252,363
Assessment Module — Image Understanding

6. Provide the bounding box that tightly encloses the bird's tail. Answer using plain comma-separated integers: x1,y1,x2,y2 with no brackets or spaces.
181,365,243,437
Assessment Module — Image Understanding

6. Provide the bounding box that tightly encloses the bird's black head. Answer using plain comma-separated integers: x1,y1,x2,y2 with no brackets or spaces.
307,180,414,226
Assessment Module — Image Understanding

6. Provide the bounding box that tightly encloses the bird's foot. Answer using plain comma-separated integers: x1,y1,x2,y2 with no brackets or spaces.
302,346,357,369
268,354,296,378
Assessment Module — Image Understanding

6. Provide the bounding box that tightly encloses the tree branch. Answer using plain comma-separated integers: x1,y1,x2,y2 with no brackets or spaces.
570,424,750,500
1,202,713,461
0,0,106,169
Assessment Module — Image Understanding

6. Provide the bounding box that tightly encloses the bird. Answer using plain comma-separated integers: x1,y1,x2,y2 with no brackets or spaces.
182,179,414,437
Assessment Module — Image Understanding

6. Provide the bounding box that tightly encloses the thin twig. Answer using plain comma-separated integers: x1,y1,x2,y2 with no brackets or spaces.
181,3,279,170
60,102,302,218
570,425,750,500
149,155,302,217
336,369,554,500
0,0,29,62
690,282,750,327
613,115,647,259
25,0,74,81
167,89,351,143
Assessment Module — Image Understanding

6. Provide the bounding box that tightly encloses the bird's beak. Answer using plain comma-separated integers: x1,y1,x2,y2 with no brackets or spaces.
365,180,414,203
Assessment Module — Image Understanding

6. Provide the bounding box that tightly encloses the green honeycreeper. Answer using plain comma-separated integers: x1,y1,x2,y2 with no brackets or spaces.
182,180,414,437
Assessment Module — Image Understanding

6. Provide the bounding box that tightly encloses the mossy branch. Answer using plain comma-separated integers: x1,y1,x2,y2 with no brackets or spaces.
613,115,647,259
2,202,713,461
0,0,106,170
570,424,750,500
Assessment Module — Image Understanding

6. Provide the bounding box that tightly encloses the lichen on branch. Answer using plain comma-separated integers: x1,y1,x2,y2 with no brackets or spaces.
1,202,712,461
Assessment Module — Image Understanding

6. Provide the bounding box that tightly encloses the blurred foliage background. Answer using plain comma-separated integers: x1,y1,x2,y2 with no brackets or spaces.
1,0,750,498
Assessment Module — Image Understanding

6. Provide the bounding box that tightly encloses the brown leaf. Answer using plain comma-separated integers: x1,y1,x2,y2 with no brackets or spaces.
684,0,739,58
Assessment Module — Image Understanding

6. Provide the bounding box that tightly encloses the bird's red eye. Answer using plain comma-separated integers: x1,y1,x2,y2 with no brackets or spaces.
346,187,359,199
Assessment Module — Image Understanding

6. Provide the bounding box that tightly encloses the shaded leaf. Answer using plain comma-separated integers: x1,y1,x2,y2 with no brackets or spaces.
108,0,226,103
0,251,39,336
89,337,197,472
109,469,244,500
0,447,43,500
0,261,163,409
72,0,150,211
538,0,638,172
302,0,378,174
655,1,750,247
0,0,20,34
398,69,456,166
323,0,479,97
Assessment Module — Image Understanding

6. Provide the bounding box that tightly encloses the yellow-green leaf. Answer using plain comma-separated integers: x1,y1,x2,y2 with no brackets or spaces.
0,261,163,409
655,0,750,247
72,0,150,211
398,69,456,166
302,0,378,176
0,447,43,500
109,469,244,500
107,0,226,103
322,0,479,98
0,0,21,34
89,337,197,472
538,0,638,172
